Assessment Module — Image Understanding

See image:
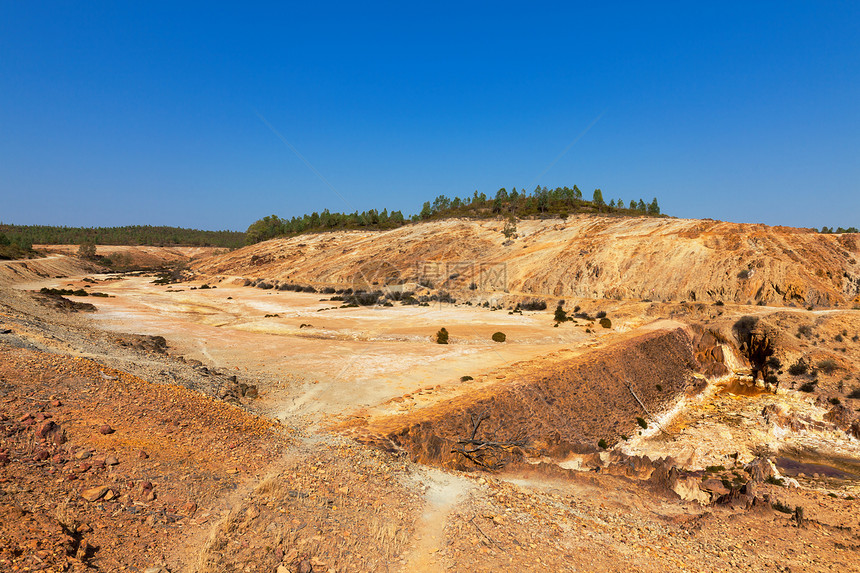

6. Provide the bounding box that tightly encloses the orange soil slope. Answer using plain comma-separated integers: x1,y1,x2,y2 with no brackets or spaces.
350,324,722,470
194,217,860,307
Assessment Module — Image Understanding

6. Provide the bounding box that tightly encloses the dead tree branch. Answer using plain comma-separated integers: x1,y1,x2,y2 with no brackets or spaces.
451,411,527,471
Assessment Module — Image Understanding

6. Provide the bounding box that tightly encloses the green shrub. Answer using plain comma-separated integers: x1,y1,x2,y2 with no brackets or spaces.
436,328,449,344
519,299,546,311
599,317,612,329
788,360,808,376
491,331,506,343
765,475,786,486
799,381,817,392
705,465,725,473
460,375,473,382
597,439,608,449
636,417,648,429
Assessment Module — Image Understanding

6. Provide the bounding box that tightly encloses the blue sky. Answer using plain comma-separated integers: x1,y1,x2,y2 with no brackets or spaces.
1,2,858,231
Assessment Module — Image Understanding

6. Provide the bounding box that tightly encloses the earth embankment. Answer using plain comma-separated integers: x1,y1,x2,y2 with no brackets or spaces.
357,324,711,470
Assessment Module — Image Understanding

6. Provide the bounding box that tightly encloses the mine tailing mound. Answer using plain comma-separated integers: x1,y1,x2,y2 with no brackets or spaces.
195,216,860,307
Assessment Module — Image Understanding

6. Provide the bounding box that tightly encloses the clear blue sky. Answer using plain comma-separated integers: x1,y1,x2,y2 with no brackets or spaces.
1,2,858,231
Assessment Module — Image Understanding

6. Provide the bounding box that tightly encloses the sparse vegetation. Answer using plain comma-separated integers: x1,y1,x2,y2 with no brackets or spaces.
733,316,775,388
77,241,97,260
518,299,547,311
636,417,648,429
817,359,839,374
599,317,612,329
460,375,473,382
38,287,110,298
788,360,809,376
819,226,859,234
597,439,608,449
244,187,667,243
766,475,786,486
491,332,507,343
436,328,449,344
799,381,818,392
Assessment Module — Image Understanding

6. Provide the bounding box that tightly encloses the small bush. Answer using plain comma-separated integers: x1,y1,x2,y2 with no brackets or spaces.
737,269,750,279
817,359,839,374
656,384,663,392
636,417,648,429
797,324,813,337
599,317,612,329
436,328,449,344
491,331,506,343
596,310,607,319
519,299,547,311
835,334,844,342
597,439,608,450
765,476,786,487
799,381,817,392
847,388,860,399
788,361,808,376
772,500,793,514
705,465,725,473
460,375,473,382
829,397,841,405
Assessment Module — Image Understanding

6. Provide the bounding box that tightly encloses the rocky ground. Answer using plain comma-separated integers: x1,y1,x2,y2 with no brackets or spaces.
1,244,860,572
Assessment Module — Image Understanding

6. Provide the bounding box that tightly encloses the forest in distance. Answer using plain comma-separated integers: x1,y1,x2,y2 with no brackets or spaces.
244,185,663,243
2,183,856,261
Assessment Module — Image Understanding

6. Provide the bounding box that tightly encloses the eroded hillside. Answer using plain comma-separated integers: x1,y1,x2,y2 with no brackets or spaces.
194,216,860,307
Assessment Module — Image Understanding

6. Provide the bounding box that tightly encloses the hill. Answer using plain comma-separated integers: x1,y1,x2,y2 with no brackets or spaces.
194,215,860,308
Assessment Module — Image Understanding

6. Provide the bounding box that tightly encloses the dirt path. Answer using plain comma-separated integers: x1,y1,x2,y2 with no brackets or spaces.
403,469,473,572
